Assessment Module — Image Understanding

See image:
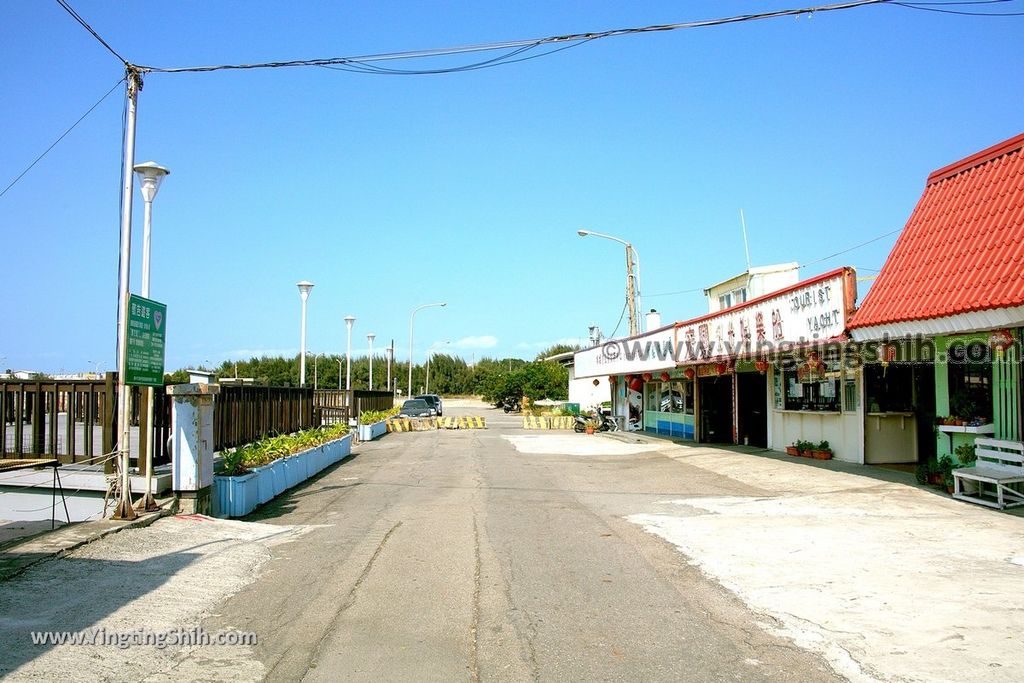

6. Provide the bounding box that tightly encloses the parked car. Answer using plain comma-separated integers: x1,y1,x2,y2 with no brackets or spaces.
398,399,434,418
415,394,443,416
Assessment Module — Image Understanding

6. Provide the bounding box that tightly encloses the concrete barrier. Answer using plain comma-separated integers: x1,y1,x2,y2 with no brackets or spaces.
523,415,575,430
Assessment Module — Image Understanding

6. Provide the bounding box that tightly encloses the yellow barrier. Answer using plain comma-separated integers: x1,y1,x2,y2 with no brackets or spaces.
437,417,459,429
523,416,574,430
387,418,411,432
460,416,486,429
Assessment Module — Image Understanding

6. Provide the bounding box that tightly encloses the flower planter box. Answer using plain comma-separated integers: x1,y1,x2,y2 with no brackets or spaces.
254,464,276,504
212,471,259,518
810,450,833,460
213,434,354,518
358,421,388,442
785,446,800,457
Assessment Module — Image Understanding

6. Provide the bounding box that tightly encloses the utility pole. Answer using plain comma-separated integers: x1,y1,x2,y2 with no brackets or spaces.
112,67,142,521
387,340,393,391
625,244,639,336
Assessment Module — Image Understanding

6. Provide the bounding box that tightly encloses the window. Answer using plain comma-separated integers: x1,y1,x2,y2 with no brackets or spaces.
644,381,694,414
947,341,992,421
717,288,748,311
782,353,841,412
843,375,859,413
864,363,913,413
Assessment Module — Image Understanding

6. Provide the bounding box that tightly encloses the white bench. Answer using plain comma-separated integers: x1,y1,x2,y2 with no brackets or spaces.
952,438,1024,510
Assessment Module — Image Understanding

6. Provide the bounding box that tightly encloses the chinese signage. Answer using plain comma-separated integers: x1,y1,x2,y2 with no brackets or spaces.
573,269,855,378
125,294,167,386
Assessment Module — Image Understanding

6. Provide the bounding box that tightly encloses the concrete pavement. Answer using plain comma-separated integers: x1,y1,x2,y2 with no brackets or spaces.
1,400,1020,681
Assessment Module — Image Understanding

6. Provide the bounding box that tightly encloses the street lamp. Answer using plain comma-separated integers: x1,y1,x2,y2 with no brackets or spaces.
133,161,169,514
337,358,343,390
344,315,356,391
408,303,446,398
297,281,314,386
367,333,376,390
312,353,320,391
577,229,642,336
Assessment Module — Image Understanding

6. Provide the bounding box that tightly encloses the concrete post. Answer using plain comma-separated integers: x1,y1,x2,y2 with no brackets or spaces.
168,383,220,515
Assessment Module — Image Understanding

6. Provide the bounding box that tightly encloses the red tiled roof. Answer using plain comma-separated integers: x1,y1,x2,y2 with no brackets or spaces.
848,132,1024,330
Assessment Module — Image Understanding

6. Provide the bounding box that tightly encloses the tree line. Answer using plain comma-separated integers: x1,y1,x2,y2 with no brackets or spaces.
164,344,579,402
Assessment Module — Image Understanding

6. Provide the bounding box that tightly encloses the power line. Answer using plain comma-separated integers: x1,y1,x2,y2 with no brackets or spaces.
0,77,125,200
55,0,130,66
135,0,893,75
893,0,1024,15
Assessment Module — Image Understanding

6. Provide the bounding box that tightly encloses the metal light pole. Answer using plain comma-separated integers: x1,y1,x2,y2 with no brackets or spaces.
112,69,143,521
577,229,642,336
408,303,446,398
297,281,314,386
313,353,319,391
367,333,376,390
337,358,343,390
132,161,169,513
387,340,394,392
344,315,356,391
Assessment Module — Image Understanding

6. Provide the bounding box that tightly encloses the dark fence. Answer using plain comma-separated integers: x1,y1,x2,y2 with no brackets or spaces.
314,389,393,424
2,379,390,464
1,375,171,467
213,385,315,452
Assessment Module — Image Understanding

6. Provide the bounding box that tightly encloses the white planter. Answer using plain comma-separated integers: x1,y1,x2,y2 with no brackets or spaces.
358,420,388,442
213,434,353,518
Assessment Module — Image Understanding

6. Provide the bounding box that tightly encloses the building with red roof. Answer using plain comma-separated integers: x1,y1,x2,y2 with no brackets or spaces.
849,133,1023,472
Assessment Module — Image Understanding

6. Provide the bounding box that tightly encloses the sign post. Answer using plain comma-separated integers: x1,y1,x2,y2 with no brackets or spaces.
125,294,167,387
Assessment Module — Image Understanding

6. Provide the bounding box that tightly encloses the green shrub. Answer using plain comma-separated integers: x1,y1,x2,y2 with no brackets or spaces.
219,423,352,475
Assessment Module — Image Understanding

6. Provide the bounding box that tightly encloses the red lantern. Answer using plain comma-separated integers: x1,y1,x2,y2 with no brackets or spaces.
754,360,769,374
660,372,671,382
624,374,634,382
716,362,728,375
642,372,653,382
684,368,695,380
629,378,643,392
608,375,617,383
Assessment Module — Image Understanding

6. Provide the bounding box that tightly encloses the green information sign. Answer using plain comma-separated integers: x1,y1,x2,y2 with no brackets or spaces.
125,294,167,386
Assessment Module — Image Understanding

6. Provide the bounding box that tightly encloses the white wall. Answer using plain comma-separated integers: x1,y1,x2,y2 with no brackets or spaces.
568,366,610,410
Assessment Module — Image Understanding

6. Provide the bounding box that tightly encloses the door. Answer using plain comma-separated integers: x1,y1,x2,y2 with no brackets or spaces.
737,372,768,448
699,376,734,444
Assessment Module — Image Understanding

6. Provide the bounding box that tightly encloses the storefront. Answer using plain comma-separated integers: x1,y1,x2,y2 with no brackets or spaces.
849,132,1024,466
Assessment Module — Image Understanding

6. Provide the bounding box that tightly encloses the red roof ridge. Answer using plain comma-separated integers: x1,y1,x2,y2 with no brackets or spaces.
926,132,1024,186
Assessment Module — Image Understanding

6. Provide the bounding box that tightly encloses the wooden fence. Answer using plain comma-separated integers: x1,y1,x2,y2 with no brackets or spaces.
1,379,392,464
314,389,393,424
213,385,315,452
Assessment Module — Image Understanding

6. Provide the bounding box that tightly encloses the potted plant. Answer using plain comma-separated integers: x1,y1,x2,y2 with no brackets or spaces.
936,454,955,493
954,442,977,467
810,440,833,460
786,443,801,457
914,461,931,485
795,439,816,457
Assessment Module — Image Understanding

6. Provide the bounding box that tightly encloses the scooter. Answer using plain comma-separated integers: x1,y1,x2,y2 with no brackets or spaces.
502,398,521,413
573,411,621,433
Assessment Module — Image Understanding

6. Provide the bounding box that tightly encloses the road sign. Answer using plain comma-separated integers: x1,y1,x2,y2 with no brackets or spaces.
125,294,167,386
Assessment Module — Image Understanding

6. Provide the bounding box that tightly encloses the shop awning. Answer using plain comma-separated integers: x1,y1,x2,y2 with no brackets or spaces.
849,133,1024,340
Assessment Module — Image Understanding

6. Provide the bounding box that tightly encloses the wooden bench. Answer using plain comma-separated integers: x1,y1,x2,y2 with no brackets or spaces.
952,438,1024,510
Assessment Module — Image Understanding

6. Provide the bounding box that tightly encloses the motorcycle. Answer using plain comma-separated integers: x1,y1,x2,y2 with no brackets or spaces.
573,411,620,433
502,398,521,413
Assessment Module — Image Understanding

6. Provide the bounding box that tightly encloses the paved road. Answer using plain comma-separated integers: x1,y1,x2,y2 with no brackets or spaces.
203,404,840,682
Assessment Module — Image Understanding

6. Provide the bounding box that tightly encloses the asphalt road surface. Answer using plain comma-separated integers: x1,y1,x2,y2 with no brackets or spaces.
202,402,842,682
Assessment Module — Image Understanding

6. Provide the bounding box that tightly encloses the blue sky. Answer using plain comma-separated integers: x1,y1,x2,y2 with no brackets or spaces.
1,1,1022,373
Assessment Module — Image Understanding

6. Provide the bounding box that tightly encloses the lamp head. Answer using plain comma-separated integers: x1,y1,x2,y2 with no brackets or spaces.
367,333,376,342
296,280,314,300
133,161,170,202
577,229,590,237
344,315,356,328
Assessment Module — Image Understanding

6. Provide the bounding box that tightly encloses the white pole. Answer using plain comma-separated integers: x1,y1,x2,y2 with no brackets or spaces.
299,297,308,386
425,350,431,394
113,70,141,521
368,334,376,390
407,303,445,398
345,316,355,391
387,341,393,391
337,358,342,390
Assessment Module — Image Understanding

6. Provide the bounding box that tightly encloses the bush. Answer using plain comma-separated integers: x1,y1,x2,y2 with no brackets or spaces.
219,423,351,476
359,406,399,425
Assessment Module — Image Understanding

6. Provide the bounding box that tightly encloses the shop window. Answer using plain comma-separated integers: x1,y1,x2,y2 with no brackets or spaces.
843,374,859,413
645,383,660,413
644,381,694,414
947,341,992,421
782,354,841,412
864,363,913,413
